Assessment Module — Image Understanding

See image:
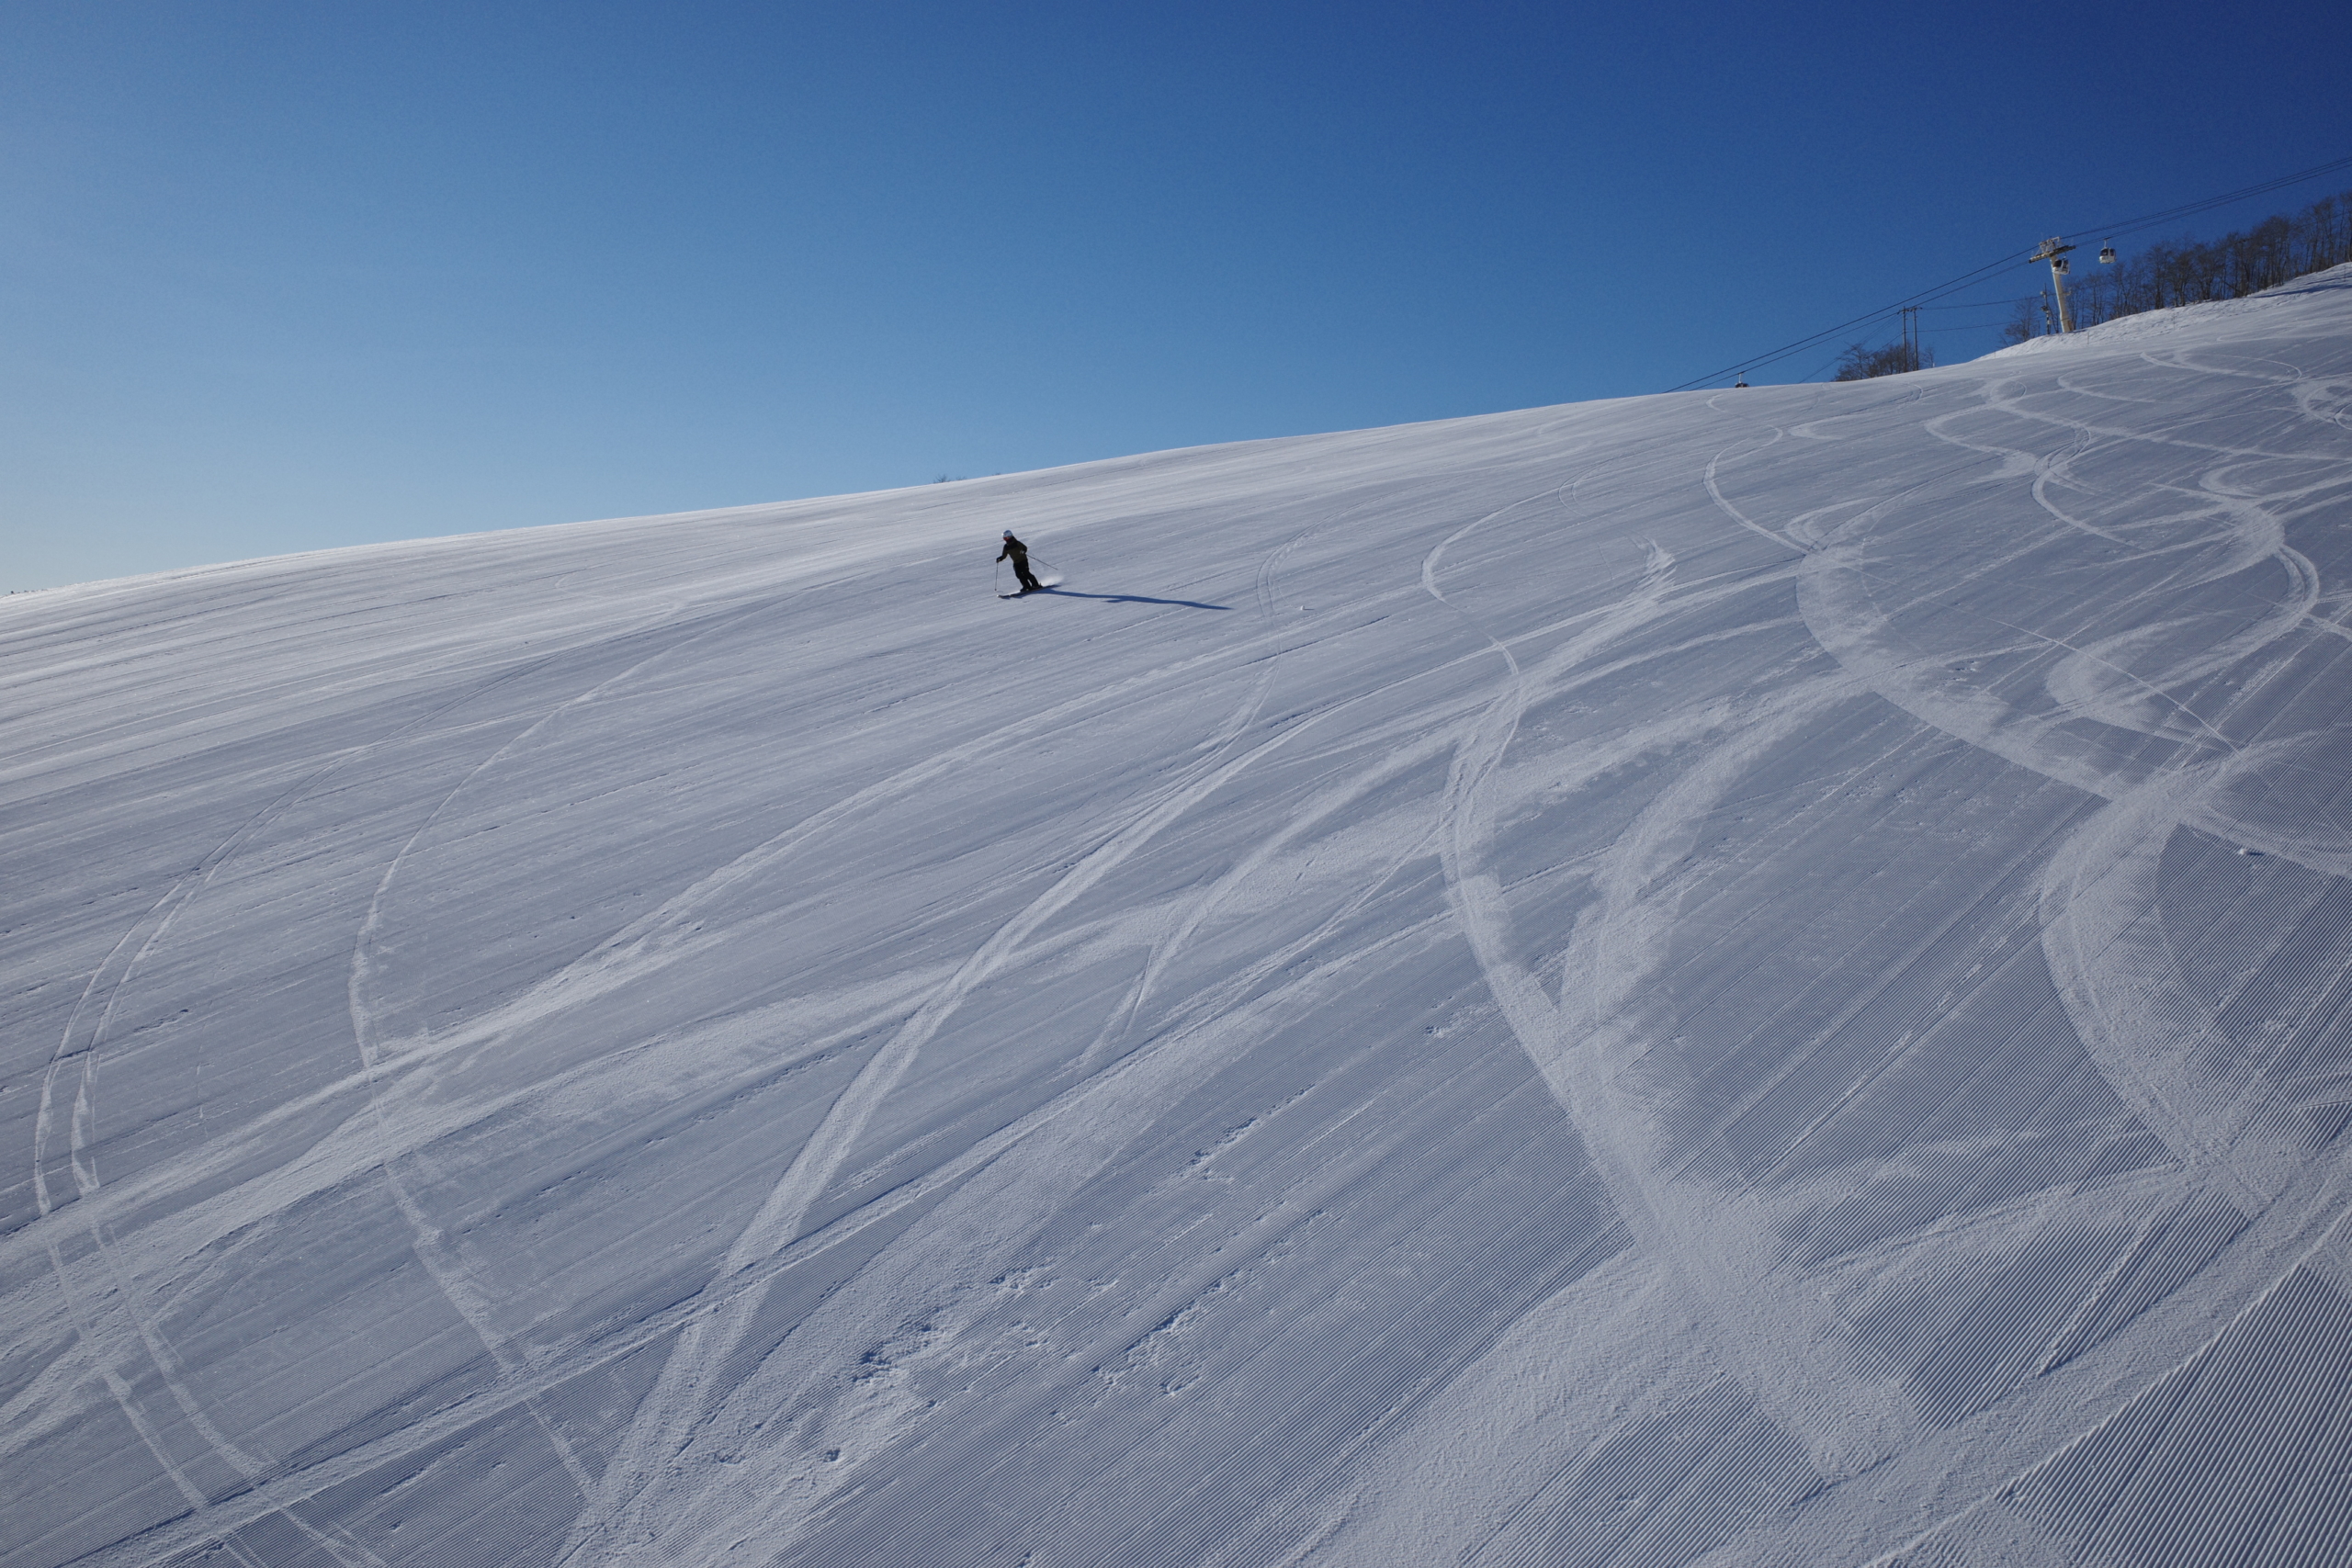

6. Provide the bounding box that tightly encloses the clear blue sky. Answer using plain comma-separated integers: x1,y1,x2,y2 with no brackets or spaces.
6,0,2347,590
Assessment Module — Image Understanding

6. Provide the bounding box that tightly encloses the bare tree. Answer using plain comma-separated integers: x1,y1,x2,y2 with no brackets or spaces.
2006,188,2352,344
1833,340,1934,380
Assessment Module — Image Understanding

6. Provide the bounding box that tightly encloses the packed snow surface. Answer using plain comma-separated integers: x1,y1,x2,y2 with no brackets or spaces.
8,266,2352,1568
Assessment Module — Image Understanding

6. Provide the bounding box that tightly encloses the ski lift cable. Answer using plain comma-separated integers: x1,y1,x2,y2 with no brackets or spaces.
1668,152,2352,392
1665,252,2030,391
1917,295,2060,312
2075,152,2352,245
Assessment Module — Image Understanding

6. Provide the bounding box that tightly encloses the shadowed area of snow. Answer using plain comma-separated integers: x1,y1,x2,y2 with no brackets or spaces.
6,264,2352,1568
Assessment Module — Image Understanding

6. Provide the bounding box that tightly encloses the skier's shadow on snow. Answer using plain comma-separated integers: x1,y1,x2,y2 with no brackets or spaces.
1030,588,1231,610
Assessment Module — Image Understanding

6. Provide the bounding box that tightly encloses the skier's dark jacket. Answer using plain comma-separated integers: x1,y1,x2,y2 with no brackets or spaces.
997,535,1031,567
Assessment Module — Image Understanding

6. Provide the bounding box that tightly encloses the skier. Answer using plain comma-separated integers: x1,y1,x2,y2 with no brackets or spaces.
998,530,1043,593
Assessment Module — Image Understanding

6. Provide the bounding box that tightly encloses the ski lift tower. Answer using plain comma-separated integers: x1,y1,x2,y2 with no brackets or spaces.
2031,237,2077,333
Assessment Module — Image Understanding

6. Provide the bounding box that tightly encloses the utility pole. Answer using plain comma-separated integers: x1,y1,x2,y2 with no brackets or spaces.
2031,237,2076,332
1898,305,1923,371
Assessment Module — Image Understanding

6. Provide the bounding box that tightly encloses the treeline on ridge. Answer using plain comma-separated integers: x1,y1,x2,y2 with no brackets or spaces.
1833,186,2352,379
2008,186,2352,344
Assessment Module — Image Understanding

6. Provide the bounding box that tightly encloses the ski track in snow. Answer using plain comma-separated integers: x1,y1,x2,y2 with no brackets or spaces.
6,265,2352,1568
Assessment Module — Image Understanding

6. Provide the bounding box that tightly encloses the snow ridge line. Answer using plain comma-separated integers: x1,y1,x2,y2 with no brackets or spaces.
26,300,2352,1566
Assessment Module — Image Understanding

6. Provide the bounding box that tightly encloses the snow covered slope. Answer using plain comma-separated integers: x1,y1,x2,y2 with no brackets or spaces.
7,265,2352,1568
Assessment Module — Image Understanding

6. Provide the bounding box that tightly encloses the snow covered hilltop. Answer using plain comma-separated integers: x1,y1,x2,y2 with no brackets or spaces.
8,265,2352,1568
